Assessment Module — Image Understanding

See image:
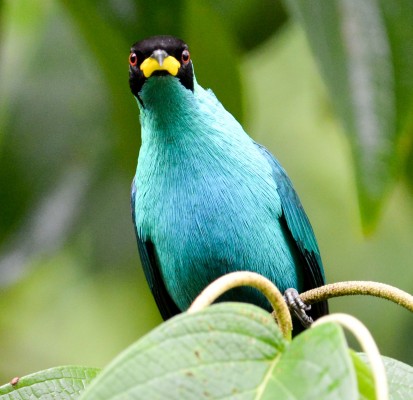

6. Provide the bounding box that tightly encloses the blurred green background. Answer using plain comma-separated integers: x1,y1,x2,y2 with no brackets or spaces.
1,0,412,383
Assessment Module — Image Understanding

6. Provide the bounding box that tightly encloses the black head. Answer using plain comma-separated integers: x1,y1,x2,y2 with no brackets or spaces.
129,35,194,102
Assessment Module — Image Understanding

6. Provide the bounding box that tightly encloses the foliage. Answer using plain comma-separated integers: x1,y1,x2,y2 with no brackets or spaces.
0,0,413,388
76,305,367,399
0,366,100,399
0,304,412,399
284,0,413,230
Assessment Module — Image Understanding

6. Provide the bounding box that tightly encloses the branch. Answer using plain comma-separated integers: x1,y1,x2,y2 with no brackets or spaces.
300,281,413,312
188,271,293,340
187,276,413,342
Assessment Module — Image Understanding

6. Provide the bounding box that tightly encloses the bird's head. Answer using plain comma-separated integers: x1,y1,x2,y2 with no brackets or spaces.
129,35,194,105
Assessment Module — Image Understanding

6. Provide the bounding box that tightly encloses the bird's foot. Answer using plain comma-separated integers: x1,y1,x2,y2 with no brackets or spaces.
284,288,313,328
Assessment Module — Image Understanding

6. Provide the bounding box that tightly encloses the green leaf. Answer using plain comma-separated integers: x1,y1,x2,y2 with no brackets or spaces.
0,366,100,399
81,303,285,399
264,322,358,399
350,351,375,400
284,0,413,230
381,355,413,400
81,303,358,399
357,353,413,400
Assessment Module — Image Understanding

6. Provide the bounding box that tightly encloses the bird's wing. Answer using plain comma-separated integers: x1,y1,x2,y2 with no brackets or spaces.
131,181,181,320
255,143,329,319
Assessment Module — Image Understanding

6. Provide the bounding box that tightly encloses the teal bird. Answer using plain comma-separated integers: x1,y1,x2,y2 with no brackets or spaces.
129,35,328,327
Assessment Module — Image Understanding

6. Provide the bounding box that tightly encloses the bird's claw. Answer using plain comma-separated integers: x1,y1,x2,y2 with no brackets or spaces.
284,288,313,328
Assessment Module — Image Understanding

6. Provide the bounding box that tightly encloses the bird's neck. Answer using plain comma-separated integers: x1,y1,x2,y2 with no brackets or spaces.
138,76,201,144
135,77,252,176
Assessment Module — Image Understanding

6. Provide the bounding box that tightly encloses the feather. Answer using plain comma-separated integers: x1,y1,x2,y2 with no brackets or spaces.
255,143,329,319
131,181,180,319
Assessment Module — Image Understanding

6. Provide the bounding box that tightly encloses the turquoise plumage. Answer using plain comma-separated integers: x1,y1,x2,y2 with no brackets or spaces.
129,36,328,324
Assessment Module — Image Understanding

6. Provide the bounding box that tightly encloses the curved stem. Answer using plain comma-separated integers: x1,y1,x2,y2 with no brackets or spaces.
301,281,413,312
313,314,388,400
188,271,293,340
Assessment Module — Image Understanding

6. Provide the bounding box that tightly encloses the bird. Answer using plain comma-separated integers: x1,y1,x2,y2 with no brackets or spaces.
129,35,328,329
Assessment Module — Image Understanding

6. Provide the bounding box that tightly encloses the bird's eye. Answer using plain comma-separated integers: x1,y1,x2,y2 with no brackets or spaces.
181,50,190,65
129,53,138,67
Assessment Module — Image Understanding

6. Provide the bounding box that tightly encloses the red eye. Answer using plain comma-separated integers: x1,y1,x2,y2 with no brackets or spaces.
181,49,190,64
129,53,138,67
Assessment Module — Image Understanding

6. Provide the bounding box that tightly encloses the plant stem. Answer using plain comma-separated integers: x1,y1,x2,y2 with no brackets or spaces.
188,271,293,340
301,281,413,312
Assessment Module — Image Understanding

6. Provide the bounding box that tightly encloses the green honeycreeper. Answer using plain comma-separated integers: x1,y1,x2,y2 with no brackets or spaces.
129,36,328,327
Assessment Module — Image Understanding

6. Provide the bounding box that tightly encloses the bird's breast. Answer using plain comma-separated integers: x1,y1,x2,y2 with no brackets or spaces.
133,140,303,310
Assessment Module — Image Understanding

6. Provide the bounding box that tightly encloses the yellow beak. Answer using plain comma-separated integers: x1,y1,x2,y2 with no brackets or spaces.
140,50,180,78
